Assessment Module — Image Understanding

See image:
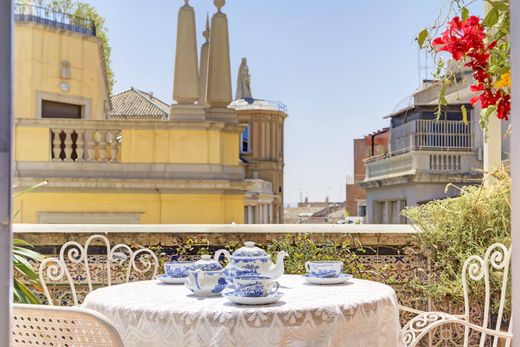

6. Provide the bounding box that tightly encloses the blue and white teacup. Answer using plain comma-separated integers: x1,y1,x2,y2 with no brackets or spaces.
164,261,196,278
233,275,279,297
305,261,343,278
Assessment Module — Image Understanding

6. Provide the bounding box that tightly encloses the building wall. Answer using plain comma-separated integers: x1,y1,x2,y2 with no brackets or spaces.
238,109,286,223
345,184,366,217
13,191,244,224
120,129,239,166
346,139,368,217
353,139,368,182
14,23,109,120
12,22,247,224
365,182,462,224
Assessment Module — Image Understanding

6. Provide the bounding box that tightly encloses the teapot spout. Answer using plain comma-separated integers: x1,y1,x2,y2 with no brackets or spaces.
270,251,288,279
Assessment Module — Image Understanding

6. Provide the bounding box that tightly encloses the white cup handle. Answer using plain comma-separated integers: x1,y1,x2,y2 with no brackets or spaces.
270,281,279,294
305,261,311,273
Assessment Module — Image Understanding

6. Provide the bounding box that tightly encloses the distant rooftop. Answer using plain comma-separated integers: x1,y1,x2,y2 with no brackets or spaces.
14,3,96,36
230,98,287,113
110,88,170,120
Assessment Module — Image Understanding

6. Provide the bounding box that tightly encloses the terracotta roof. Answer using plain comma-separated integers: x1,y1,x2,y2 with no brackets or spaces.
109,88,170,120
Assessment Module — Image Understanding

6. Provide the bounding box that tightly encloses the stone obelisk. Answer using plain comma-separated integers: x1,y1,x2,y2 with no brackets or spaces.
171,0,205,121
205,0,236,123
199,14,210,108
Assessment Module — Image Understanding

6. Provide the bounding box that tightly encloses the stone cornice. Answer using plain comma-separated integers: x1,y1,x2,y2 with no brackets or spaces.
15,118,243,133
360,172,482,189
15,161,245,181
13,176,250,194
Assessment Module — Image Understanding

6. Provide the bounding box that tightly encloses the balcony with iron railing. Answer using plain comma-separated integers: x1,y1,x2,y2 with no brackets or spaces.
390,119,473,154
14,3,96,36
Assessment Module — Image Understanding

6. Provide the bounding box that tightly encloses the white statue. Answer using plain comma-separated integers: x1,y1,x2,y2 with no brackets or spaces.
236,58,253,100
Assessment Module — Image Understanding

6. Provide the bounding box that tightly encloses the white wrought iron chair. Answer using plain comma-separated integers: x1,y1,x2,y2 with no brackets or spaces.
12,303,124,347
400,243,512,347
39,234,159,305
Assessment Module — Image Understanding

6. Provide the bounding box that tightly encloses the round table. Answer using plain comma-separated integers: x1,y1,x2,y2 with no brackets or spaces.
83,275,402,347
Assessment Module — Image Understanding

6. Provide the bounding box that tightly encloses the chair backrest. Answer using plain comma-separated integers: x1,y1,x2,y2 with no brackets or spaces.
39,234,159,305
12,303,124,347
461,243,512,347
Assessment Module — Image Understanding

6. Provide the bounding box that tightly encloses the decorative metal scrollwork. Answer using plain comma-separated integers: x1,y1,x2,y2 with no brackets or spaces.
400,243,512,347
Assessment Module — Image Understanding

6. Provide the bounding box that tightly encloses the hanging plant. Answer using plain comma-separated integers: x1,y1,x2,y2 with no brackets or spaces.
416,0,510,129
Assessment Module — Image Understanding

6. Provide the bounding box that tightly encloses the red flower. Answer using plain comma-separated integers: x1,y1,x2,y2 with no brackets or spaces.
432,15,510,120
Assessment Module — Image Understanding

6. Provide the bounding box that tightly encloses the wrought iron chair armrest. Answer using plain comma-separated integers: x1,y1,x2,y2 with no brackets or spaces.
398,305,427,316
399,305,465,319
401,311,513,347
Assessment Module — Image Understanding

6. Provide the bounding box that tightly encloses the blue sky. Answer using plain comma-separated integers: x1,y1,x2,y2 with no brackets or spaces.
87,0,482,206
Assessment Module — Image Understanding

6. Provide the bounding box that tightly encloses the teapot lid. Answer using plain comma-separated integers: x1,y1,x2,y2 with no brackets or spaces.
195,254,223,270
232,241,268,257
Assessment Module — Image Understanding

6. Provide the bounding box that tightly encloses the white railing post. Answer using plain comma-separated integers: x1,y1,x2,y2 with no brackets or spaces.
510,0,520,345
0,0,13,344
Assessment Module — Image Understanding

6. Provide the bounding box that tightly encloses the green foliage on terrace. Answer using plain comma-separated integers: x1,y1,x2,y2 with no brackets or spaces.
153,235,394,283
402,167,511,310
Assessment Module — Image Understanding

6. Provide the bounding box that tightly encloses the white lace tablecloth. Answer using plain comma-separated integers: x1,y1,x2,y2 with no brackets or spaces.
83,275,402,347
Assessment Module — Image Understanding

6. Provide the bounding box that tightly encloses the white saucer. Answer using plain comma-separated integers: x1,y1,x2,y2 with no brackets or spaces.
223,291,283,305
303,273,352,285
156,274,187,284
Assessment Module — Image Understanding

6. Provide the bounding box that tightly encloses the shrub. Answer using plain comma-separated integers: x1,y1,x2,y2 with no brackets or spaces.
402,167,511,311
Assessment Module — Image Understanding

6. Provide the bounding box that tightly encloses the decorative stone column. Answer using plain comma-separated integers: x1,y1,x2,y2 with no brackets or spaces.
205,0,237,123
171,0,206,121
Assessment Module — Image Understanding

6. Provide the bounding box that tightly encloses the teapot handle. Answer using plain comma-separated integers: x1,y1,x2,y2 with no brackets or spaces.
214,249,231,262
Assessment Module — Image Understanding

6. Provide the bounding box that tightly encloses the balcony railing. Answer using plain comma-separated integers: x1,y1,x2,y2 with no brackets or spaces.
390,120,472,154
14,3,96,36
51,128,121,163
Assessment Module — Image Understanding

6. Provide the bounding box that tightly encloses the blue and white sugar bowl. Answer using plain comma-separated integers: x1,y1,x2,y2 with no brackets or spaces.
195,254,223,271
185,269,227,296
305,261,343,278
164,261,197,278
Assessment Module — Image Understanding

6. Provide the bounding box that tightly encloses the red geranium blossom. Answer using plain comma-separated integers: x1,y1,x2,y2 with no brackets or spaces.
432,15,510,120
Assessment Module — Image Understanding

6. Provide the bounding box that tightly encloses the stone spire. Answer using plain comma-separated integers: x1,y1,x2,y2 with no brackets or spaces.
198,14,210,107
205,0,233,107
205,0,236,123
172,0,199,105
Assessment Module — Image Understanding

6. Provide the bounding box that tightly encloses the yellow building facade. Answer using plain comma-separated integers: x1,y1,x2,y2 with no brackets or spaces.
12,4,250,224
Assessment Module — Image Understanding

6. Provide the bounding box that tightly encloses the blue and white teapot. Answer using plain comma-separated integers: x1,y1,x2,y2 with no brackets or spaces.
214,242,287,282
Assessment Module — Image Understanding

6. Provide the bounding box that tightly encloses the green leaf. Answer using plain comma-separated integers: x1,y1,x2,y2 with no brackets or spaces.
483,7,500,27
491,1,509,11
461,7,469,20
13,239,33,247
417,29,429,49
13,280,41,304
461,105,468,125
13,246,44,262
484,105,498,119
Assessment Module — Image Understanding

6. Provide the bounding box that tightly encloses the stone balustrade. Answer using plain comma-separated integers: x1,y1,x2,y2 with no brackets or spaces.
364,150,481,181
51,128,121,163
